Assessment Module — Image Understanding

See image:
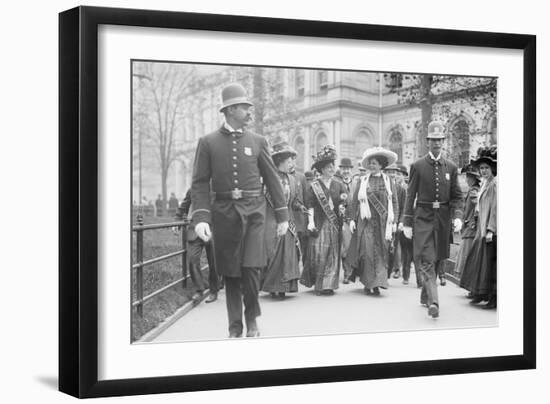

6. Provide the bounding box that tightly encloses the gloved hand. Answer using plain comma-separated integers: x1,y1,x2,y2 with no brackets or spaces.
307,220,316,232
277,221,289,237
391,223,397,233
486,230,494,243
195,222,212,242
398,222,404,232
453,218,463,233
349,220,356,233
403,226,413,239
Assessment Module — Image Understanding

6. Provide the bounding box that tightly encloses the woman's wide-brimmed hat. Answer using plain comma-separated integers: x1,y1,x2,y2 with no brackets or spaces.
472,146,497,167
361,147,398,169
271,141,297,159
219,83,253,112
311,144,337,171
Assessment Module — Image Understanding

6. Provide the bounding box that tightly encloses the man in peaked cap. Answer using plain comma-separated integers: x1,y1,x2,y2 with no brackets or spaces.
402,121,463,318
191,82,289,338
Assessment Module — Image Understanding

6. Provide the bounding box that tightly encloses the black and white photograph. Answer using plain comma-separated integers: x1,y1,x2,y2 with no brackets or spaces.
131,61,499,343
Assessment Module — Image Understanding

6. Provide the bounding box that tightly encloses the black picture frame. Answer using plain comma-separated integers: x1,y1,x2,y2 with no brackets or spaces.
59,5,536,399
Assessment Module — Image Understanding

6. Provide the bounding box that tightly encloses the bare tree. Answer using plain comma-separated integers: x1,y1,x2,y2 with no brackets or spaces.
133,62,199,205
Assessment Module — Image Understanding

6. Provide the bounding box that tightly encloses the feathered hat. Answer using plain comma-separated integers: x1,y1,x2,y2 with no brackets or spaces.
311,144,337,171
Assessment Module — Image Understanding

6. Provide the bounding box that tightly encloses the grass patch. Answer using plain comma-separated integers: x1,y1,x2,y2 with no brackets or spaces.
131,215,210,342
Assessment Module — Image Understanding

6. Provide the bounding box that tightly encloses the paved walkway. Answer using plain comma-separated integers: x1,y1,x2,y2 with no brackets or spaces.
152,273,497,343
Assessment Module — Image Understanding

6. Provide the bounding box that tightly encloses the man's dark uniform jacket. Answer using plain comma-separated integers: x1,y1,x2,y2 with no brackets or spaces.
191,125,288,277
403,154,463,263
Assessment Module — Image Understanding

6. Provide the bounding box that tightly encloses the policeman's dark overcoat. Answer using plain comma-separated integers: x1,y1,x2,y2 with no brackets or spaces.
191,125,288,277
403,154,463,262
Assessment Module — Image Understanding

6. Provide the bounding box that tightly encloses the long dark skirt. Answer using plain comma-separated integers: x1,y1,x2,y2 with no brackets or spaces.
460,236,497,296
300,221,339,291
456,237,475,277
355,216,390,289
261,231,300,293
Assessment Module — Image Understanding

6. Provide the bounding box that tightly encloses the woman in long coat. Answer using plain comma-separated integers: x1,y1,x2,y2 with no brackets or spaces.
457,164,481,294
261,142,304,298
346,147,398,296
300,145,348,295
461,146,497,309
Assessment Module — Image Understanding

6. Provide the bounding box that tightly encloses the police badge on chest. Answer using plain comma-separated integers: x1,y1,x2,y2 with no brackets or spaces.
244,147,252,156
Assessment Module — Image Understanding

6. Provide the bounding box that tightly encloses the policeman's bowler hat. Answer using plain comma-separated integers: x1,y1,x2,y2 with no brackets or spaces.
219,83,253,112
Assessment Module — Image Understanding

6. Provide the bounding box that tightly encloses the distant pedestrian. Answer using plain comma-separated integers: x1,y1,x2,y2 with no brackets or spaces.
155,194,164,217
168,192,179,215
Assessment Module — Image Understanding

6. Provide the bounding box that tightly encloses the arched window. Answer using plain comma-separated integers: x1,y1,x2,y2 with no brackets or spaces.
388,128,403,163
314,131,329,153
450,119,471,168
293,136,305,173
354,129,374,161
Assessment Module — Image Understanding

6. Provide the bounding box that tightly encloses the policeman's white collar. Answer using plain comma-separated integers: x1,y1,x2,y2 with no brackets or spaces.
429,152,442,161
223,121,243,133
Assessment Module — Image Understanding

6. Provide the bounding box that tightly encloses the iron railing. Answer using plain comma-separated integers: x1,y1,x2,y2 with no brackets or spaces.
131,214,188,319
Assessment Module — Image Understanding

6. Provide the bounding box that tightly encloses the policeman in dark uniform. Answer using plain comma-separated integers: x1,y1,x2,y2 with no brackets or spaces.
191,83,289,338
402,121,463,318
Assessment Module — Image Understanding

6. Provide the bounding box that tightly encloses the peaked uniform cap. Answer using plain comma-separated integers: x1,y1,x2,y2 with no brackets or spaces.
427,121,446,139
219,83,253,112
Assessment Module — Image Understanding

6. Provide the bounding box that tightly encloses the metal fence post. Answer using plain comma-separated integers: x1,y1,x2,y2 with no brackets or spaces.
181,220,188,289
136,213,144,317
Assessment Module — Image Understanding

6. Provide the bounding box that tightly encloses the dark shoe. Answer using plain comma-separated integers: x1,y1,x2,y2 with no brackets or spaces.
428,304,439,318
364,287,372,295
372,287,380,296
440,277,446,286
470,295,484,304
205,292,217,303
278,292,286,298
270,292,277,299
246,322,260,338
228,332,242,338
483,296,497,309
191,292,202,303
392,271,400,279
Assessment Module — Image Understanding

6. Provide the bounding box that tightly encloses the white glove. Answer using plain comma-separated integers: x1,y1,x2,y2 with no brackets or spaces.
307,208,316,231
403,226,413,239
195,222,212,242
277,221,289,237
453,218,463,233
349,220,356,233
398,222,404,232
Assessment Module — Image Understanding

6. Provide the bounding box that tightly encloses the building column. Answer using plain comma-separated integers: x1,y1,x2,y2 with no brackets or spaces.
304,125,311,171
333,119,341,157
